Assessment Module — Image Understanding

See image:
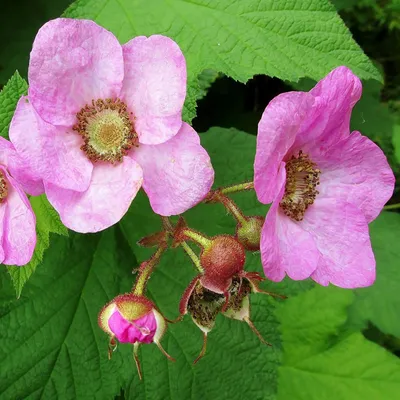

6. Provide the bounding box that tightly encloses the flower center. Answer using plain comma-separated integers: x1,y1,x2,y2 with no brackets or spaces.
280,151,320,221
0,171,8,203
73,98,138,163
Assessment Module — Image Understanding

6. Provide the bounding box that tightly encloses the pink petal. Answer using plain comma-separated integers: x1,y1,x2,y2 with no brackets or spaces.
121,35,187,145
316,131,394,222
133,123,214,216
108,309,157,344
260,176,320,281
292,66,362,156
28,18,124,127
0,167,36,266
9,96,93,192
45,158,143,233
302,198,375,288
0,136,44,196
254,91,315,204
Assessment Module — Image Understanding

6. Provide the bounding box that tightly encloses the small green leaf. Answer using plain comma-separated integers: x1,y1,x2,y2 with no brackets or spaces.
277,286,400,400
6,195,68,298
0,71,27,139
64,0,380,121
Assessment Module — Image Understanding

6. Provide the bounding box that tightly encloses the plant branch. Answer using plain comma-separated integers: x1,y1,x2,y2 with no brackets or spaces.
220,181,254,195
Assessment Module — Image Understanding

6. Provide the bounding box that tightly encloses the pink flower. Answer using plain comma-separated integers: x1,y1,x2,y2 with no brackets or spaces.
254,67,395,288
98,293,174,379
98,294,164,346
10,18,214,233
0,137,41,265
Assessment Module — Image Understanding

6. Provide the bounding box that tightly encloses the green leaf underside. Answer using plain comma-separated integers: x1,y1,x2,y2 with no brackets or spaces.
6,195,68,298
0,71,27,139
1,128,398,400
64,0,380,121
276,286,400,400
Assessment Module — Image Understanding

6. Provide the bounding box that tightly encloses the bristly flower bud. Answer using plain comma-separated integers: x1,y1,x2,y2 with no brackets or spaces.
236,216,264,251
200,235,245,294
98,293,174,380
173,218,246,311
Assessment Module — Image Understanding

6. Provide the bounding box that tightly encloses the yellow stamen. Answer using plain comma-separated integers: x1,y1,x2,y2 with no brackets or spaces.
280,151,320,221
73,98,138,163
0,171,8,203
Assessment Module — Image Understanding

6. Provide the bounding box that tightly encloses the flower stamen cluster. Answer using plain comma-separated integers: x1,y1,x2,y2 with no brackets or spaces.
280,151,320,221
73,98,138,163
0,171,8,203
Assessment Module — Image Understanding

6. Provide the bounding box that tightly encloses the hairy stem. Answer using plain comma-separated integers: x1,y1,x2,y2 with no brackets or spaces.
217,193,248,226
181,228,212,248
181,241,204,273
133,246,165,295
161,216,204,273
220,181,254,195
161,216,174,232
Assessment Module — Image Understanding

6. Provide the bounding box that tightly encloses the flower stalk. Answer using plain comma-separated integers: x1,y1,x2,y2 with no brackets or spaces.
133,245,166,296
161,216,204,273
219,181,254,195
214,192,248,226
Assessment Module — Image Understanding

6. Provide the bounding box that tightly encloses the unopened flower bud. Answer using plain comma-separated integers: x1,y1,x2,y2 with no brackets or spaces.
173,218,246,309
98,293,174,379
236,216,264,251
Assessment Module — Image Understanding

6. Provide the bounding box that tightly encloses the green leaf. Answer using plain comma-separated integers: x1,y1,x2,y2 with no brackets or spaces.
393,122,400,163
196,69,220,101
0,228,136,400
6,195,68,298
276,286,400,400
64,0,380,121
277,286,354,365
347,211,400,338
0,71,27,139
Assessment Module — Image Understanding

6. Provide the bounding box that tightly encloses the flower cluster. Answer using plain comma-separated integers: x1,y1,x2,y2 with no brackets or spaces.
0,17,395,377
